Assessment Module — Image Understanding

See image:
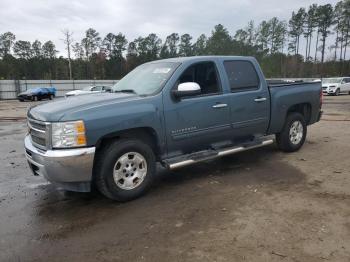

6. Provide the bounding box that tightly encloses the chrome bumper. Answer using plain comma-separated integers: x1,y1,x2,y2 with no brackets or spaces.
24,135,95,192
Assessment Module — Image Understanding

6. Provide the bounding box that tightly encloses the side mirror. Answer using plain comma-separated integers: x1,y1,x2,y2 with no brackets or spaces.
172,82,201,99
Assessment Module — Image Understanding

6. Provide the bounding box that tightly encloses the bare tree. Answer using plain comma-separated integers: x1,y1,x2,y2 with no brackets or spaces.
61,29,74,79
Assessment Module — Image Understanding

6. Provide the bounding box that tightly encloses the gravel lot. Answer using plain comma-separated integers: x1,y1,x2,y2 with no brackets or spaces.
0,95,349,262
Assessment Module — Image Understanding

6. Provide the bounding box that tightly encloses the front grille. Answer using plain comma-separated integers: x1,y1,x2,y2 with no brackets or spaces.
28,118,49,150
31,135,46,146
29,119,46,130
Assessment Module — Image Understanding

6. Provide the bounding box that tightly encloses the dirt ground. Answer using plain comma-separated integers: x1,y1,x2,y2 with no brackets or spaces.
0,95,349,262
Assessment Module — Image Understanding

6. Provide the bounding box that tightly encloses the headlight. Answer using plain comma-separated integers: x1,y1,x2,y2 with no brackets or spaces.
51,120,87,148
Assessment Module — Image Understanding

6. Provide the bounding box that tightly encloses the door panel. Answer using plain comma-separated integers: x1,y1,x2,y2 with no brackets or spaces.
340,83,346,93
164,95,231,155
222,60,270,140
344,78,350,92
228,90,270,138
163,61,231,156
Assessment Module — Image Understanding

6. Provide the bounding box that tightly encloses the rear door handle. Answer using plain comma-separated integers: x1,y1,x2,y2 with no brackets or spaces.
254,97,267,102
212,103,228,109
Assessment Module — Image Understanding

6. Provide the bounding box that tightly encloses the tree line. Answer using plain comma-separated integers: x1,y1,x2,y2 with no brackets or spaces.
0,0,349,80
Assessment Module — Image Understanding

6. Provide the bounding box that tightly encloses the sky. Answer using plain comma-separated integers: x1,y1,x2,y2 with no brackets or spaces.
0,0,341,58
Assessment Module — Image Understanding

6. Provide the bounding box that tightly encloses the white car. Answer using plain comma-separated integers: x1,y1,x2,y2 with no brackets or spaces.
322,77,350,96
65,85,112,97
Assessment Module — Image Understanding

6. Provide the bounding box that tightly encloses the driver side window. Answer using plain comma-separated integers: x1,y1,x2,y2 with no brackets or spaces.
92,86,103,91
178,62,221,96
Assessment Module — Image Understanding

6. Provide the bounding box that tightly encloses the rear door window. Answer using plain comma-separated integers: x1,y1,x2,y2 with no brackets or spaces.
223,61,260,92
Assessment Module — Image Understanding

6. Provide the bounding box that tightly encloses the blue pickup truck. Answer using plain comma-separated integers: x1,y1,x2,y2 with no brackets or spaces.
25,56,322,201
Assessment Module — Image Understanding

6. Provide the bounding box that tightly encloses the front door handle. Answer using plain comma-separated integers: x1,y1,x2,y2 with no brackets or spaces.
254,97,267,102
212,103,228,109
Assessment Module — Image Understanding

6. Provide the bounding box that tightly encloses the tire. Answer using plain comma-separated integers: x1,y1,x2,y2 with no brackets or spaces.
32,96,38,101
335,89,340,96
94,139,156,201
276,112,307,152
49,94,54,100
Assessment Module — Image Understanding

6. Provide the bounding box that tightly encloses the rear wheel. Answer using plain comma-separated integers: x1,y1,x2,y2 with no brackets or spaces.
276,112,307,152
49,94,54,100
94,139,156,201
32,96,38,101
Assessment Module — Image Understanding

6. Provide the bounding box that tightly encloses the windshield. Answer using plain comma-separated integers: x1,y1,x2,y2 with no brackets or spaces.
323,78,342,84
112,62,180,95
27,88,41,92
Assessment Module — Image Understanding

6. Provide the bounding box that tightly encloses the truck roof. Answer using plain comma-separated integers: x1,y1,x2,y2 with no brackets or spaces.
149,56,255,63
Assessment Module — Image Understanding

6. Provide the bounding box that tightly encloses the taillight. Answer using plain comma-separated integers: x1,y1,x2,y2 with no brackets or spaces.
320,89,323,108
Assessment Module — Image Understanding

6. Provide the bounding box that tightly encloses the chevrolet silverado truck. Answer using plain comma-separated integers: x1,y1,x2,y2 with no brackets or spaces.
25,56,323,201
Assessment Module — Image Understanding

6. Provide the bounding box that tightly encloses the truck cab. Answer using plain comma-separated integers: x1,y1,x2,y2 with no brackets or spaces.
161,57,270,157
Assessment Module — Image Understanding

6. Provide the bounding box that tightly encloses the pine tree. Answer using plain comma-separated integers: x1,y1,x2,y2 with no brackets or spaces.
317,4,334,63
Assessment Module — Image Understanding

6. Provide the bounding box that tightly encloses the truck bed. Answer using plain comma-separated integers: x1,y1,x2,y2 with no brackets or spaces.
267,81,322,134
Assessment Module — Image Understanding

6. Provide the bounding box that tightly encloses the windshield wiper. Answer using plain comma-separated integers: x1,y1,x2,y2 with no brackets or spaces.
114,89,137,94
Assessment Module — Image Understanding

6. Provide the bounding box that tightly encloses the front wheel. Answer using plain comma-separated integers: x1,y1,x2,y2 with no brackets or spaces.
276,112,307,152
335,89,340,96
94,139,156,201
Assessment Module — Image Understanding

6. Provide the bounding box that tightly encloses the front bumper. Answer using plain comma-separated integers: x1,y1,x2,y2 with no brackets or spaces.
322,88,337,94
18,95,32,100
24,135,95,192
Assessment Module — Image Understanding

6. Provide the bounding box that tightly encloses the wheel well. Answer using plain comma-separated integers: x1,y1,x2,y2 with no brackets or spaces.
287,103,312,124
95,127,161,159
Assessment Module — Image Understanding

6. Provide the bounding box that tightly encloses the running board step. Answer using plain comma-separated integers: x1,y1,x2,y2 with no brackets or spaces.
165,139,274,170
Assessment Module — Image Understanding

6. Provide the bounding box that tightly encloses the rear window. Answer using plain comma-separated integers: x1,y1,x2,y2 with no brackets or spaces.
223,61,259,92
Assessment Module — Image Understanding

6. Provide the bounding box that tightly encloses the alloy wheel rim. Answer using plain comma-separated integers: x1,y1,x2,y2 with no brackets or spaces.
113,152,147,190
289,121,303,145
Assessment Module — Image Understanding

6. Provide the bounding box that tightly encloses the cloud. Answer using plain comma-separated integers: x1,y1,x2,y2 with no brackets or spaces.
0,0,339,55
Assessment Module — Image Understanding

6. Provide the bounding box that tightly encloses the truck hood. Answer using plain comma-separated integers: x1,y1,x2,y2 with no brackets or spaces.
28,92,138,121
